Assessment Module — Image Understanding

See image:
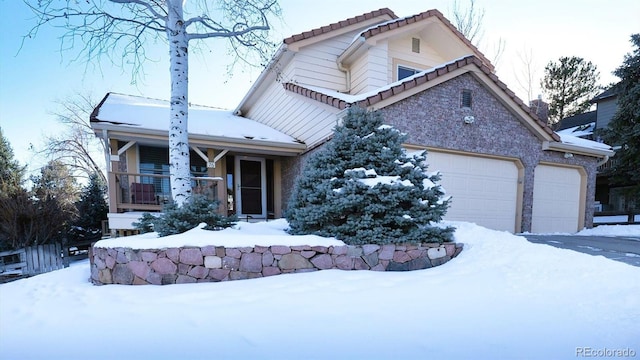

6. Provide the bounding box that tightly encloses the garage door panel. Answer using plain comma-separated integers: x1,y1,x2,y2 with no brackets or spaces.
532,165,581,233
427,151,519,232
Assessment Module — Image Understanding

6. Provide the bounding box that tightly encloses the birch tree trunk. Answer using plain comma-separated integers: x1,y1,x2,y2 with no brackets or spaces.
167,0,191,206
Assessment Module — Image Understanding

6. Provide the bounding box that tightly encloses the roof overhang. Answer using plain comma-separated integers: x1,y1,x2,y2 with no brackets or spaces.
91,93,307,157
91,122,306,156
542,140,614,158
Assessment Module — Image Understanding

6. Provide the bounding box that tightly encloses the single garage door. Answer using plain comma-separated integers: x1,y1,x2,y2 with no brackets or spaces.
426,151,520,232
531,165,582,233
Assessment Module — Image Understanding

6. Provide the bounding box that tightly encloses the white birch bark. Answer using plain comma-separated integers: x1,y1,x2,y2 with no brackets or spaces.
167,0,191,206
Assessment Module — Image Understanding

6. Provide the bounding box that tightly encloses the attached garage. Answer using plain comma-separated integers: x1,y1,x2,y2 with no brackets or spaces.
426,151,521,232
531,164,584,233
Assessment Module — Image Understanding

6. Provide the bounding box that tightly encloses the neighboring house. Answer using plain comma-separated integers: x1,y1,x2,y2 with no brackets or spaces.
91,8,613,235
557,85,637,212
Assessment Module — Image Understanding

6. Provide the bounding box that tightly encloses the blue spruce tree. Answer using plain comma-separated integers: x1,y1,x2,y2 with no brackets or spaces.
286,106,454,245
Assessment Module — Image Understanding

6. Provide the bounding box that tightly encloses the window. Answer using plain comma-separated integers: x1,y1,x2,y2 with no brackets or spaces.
138,145,209,198
412,38,420,53
461,89,473,108
398,66,420,81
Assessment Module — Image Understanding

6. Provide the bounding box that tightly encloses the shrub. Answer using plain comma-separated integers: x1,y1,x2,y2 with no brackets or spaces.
134,195,236,237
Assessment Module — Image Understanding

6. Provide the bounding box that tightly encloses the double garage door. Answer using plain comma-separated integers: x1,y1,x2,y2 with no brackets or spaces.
426,151,583,233
426,151,520,232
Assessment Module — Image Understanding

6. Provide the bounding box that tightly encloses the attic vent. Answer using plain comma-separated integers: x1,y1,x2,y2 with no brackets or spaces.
412,38,420,53
461,89,472,108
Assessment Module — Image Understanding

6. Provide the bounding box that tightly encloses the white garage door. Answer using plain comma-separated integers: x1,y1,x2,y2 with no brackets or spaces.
531,165,582,233
426,151,519,232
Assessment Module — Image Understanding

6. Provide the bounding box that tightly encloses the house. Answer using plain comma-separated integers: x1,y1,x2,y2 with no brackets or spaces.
91,8,613,235
557,85,637,212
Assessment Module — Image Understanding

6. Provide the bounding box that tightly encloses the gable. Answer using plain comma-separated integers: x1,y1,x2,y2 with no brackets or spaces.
338,9,493,77
380,73,543,155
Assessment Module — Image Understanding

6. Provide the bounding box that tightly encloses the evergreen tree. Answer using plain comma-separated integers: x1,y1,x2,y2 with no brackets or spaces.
541,56,600,127
0,127,25,196
30,160,79,244
70,172,108,242
602,34,640,205
286,107,454,245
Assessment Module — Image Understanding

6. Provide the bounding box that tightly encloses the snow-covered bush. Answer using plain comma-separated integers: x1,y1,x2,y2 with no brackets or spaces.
134,195,236,237
286,107,454,245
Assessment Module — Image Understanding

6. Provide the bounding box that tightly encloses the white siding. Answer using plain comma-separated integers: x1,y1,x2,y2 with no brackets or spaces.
350,42,388,94
291,32,358,91
245,77,338,148
388,35,446,81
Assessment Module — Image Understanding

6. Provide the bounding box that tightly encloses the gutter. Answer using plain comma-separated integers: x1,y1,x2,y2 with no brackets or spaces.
542,141,615,158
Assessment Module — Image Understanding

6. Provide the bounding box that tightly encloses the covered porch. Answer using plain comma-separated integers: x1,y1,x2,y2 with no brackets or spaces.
90,93,306,234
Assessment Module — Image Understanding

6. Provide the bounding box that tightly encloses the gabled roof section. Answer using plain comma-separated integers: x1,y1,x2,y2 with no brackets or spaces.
591,83,620,102
354,9,494,72
283,8,397,45
282,55,558,141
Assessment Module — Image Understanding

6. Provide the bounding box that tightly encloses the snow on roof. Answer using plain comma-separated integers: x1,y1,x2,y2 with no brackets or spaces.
556,122,595,139
94,93,300,144
558,133,612,151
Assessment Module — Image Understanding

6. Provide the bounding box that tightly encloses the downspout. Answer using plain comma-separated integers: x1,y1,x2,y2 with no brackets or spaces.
337,61,351,93
337,35,367,93
597,155,609,167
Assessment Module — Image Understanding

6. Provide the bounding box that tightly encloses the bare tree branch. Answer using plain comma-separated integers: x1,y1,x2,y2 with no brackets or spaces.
23,0,282,205
36,93,106,184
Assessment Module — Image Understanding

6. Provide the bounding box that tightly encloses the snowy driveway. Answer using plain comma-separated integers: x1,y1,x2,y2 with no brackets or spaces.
524,234,640,267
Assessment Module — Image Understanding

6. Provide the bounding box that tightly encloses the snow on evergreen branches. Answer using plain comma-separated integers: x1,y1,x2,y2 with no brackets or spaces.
286,107,454,245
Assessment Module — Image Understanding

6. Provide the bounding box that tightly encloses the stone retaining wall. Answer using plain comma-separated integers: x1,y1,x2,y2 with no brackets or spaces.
89,242,463,285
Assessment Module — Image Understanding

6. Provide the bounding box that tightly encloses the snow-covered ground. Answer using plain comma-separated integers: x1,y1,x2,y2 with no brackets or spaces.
1,222,639,359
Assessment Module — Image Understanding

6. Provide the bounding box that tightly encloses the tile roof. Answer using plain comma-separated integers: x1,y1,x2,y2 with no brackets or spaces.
283,55,560,141
283,8,397,45
357,9,493,72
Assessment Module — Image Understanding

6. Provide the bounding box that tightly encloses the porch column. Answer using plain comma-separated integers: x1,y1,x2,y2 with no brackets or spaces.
207,148,228,215
108,139,119,214
273,159,282,218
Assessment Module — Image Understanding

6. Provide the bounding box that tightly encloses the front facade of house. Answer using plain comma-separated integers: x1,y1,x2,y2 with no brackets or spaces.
91,8,613,235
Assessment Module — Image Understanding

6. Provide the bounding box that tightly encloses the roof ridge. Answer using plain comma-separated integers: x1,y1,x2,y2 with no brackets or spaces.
283,8,397,45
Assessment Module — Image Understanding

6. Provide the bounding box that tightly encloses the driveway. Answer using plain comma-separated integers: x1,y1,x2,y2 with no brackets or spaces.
523,234,640,267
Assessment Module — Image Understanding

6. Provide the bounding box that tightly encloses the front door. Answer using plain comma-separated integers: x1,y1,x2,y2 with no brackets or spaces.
235,157,267,219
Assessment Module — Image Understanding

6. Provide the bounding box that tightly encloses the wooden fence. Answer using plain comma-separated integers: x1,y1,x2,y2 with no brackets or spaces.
0,242,91,277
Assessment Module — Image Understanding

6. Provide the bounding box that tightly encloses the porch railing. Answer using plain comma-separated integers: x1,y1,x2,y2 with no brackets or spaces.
110,172,220,213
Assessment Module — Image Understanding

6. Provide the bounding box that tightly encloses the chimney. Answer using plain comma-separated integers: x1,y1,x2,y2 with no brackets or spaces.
529,95,549,124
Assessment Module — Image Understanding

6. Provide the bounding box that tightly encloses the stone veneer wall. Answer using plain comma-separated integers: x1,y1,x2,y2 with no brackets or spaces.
89,242,463,285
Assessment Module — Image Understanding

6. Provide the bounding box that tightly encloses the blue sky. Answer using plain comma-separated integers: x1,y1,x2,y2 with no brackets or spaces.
1,0,638,177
